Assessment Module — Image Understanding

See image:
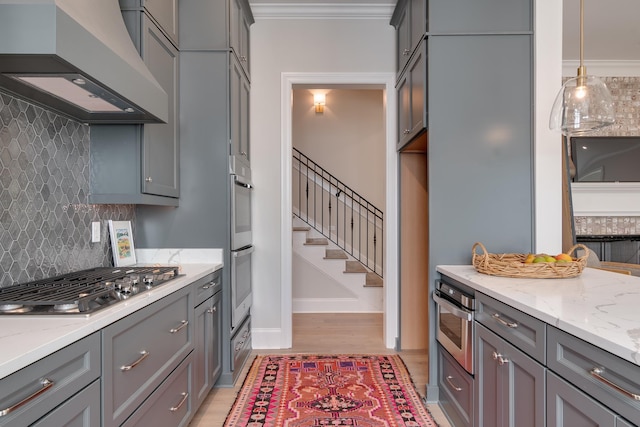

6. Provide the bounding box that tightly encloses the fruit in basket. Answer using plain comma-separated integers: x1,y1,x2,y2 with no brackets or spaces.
555,253,573,262
532,256,547,263
544,256,557,263
524,254,535,263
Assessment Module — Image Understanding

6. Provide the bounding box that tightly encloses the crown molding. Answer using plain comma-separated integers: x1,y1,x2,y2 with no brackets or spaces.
249,2,395,19
563,60,640,77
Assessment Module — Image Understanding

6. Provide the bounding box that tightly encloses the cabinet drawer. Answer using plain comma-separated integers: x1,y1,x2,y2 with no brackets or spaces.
122,353,193,427
438,344,474,427
31,379,101,427
194,270,221,307
102,285,193,427
231,316,251,373
547,326,640,424
0,332,100,427
476,292,546,363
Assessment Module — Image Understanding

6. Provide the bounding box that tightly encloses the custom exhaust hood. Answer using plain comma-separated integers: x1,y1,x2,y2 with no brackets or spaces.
0,0,168,124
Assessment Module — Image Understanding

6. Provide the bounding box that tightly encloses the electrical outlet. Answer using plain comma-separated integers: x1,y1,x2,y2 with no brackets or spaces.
91,222,100,243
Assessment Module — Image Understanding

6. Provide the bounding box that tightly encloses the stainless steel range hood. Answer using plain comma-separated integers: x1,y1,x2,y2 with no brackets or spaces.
0,0,168,124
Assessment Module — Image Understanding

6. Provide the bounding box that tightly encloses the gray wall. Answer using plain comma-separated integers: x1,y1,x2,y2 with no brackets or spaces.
0,90,135,287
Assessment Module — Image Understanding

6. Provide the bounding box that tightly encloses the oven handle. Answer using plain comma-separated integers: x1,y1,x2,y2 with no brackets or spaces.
233,246,254,257
233,175,253,189
433,293,473,321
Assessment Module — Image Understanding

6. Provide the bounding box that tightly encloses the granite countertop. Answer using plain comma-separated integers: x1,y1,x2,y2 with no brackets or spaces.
437,265,640,367
0,260,222,380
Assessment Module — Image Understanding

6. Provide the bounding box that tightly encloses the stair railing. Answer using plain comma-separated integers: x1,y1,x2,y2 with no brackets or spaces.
293,147,383,278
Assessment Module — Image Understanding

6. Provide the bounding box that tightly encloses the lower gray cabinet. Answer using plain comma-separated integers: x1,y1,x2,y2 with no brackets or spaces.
31,380,101,427
547,371,616,427
475,323,545,427
437,344,474,427
0,333,100,427
194,289,222,409
122,353,193,427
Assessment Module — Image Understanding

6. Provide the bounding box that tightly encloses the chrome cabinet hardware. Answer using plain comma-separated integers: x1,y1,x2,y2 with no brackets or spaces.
445,375,463,392
169,392,189,412
121,350,149,371
492,351,509,365
202,282,214,289
492,313,518,329
403,129,411,134
170,320,189,334
145,176,153,182
0,378,53,416
402,48,411,56
590,367,640,400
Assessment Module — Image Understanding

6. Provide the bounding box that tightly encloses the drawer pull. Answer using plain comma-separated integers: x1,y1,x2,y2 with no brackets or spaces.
202,282,214,289
445,375,462,392
590,368,640,401
492,351,509,365
492,313,518,329
169,392,189,412
0,378,53,416
121,350,149,371
170,320,189,334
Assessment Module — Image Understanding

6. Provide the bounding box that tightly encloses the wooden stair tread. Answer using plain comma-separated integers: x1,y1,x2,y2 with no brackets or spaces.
344,261,368,273
293,226,311,232
324,249,348,259
364,272,383,287
305,238,328,246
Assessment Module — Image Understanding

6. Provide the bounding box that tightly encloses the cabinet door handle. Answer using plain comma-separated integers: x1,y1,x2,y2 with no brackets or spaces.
206,307,214,314
403,129,411,134
445,375,462,392
492,313,519,329
169,392,189,412
0,378,54,416
121,350,149,371
590,368,640,400
492,351,509,365
145,177,153,183
240,55,247,62
402,48,411,56
202,281,215,289
170,320,189,334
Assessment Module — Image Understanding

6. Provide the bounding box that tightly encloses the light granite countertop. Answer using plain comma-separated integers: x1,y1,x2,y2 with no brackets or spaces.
437,265,640,367
0,248,224,380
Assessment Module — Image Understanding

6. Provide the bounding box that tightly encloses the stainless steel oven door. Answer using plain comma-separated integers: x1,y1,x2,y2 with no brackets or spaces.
231,174,252,250
433,290,474,374
231,245,253,330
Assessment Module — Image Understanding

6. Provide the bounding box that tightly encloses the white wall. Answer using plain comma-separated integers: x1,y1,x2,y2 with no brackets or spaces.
250,17,395,347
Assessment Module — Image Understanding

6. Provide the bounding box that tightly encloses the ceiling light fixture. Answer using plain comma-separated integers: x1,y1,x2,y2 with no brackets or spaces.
549,0,614,136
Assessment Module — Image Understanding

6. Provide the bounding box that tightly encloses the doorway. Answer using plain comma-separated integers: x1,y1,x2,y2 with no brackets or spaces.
281,72,398,349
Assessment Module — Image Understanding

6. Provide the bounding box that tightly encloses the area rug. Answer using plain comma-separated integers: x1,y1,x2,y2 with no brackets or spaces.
224,354,439,426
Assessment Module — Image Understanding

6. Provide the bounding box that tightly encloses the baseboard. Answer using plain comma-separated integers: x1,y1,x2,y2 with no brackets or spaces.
293,297,383,313
251,327,288,349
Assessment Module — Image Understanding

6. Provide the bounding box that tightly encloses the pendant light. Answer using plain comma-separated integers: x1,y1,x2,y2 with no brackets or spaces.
549,0,614,136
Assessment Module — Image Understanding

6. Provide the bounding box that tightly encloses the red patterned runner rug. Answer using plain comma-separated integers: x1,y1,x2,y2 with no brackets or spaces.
224,354,439,426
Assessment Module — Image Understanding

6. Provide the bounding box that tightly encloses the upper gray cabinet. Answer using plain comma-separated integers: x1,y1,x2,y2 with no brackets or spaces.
429,0,531,33
396,39,426,149
230,0,252,80
90,2,180,205
231,56,251,170
125,0,180,46
391,0,426,77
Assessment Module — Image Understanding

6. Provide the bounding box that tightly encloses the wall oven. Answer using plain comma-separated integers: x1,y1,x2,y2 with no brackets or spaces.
231,245,253,330
433,278,476,375
231,173,252,250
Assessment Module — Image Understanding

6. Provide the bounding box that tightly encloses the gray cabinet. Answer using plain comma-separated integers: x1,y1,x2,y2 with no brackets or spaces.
475,323,545,427
547,326,640,426
396,39,426,149
0,333,100,427
193,272,222,410
230,0,252,80
31,380,101,427
547,371,617,427
90,7,179,205
231,55,251,171
102,284,193,427
121,0,180,46
391,0,426,77
437,344,474,427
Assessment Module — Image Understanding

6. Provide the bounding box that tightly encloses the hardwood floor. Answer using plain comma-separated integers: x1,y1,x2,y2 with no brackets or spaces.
189,313,451,426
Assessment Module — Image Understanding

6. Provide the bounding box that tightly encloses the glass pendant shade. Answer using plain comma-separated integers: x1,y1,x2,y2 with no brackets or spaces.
549,73,615,136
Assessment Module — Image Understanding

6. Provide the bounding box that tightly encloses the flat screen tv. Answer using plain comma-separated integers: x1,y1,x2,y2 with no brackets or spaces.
570,136,640,182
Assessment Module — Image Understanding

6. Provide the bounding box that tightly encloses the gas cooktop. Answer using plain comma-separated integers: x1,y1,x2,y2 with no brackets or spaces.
0,266,182,316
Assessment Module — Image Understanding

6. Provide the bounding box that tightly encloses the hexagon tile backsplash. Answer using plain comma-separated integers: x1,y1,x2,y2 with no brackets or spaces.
0,90,134,288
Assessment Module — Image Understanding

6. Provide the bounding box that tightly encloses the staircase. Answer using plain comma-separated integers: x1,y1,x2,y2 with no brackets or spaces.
292,220,383,313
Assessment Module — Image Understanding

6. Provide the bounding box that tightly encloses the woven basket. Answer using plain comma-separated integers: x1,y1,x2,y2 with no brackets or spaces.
471,242,589,279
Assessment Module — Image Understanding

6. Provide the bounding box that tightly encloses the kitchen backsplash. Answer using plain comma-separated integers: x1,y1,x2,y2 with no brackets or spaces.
0,91,134,288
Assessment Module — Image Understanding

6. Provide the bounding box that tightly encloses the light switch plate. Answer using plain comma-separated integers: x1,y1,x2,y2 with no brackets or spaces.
91,221,100,243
